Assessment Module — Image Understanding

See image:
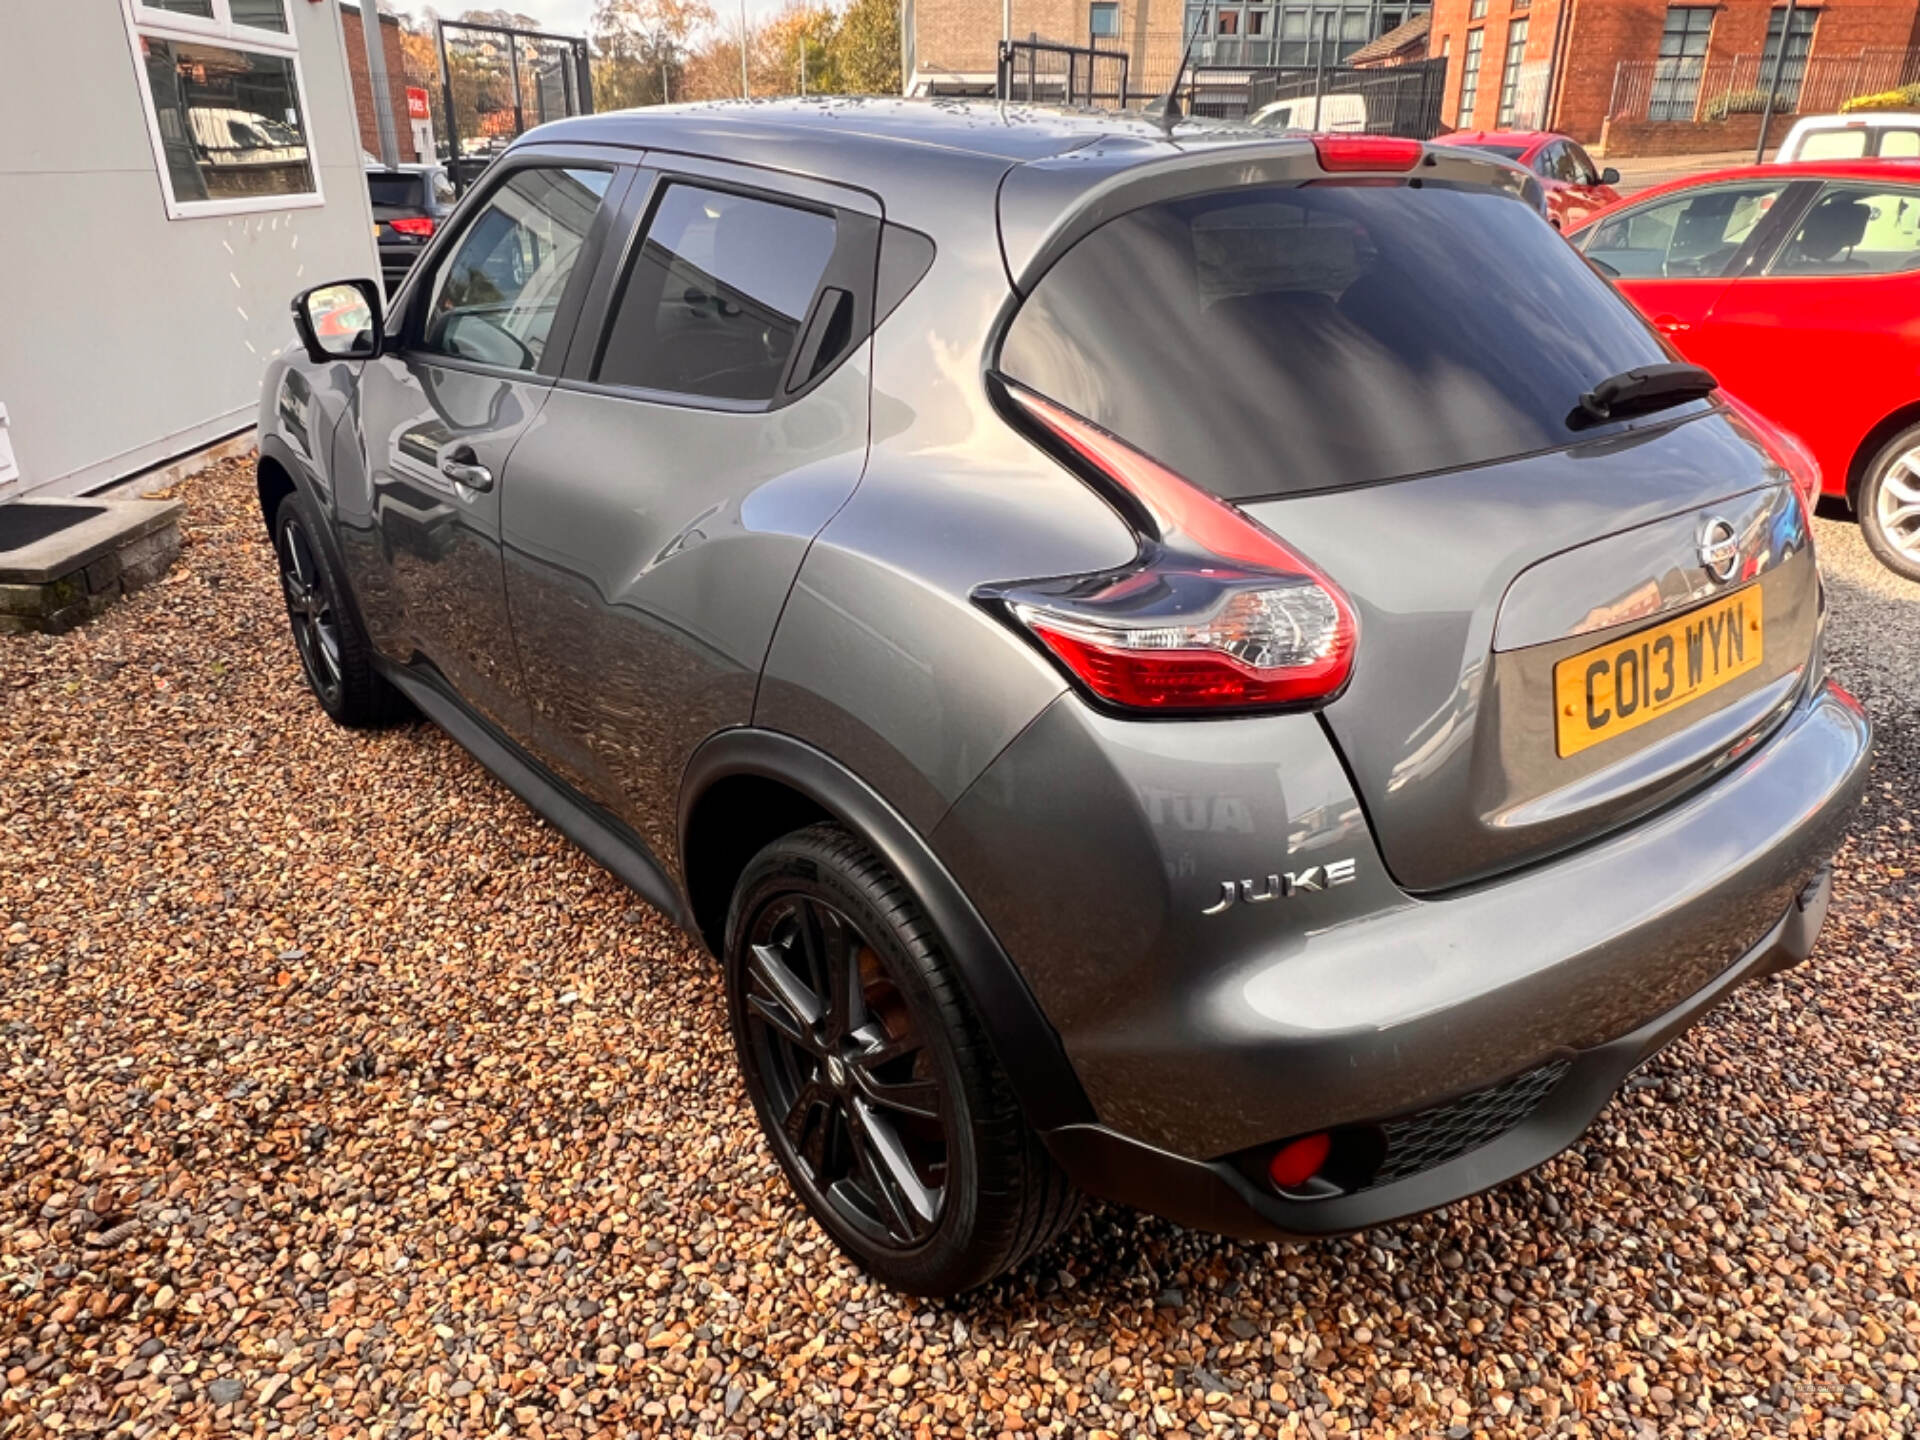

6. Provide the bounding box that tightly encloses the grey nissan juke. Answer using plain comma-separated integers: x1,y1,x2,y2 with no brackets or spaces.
258,100,1872,1296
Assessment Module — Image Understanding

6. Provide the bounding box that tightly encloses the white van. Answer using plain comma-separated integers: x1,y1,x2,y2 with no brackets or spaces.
1247,93,1368,132
1774,112,1920,162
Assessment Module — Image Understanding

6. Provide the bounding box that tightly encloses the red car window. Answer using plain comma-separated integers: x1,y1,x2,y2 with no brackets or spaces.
1769,184,1920,277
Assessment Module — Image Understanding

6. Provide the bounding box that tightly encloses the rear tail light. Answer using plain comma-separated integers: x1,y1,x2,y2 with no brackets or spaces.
387,215,436,237
983,382,1357,713
1311,135,1422,173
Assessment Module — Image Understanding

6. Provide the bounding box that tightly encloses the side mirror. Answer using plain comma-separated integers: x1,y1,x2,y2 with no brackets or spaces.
291,279,383,364
1600,166,1621,186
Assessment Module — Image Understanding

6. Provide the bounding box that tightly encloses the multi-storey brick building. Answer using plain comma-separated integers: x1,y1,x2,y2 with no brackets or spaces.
1428,0,1920,154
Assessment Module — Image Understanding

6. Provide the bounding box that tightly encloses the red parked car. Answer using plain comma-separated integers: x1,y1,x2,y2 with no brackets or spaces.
1569,161,1920,582
1431,129,1621,230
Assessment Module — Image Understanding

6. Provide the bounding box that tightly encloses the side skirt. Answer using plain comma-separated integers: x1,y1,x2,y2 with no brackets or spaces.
377,661,697,933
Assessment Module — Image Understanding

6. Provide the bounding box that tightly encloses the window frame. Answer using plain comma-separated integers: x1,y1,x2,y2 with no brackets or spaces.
562,161,881,415
1089,1,1121,39
1762,181,1920,279
389,151,629,384
1457,26,1486,125
119,0,321,220
1495,14,1529,126
1578,179,1811,281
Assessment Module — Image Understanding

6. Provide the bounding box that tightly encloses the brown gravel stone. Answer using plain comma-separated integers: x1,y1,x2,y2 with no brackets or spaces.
2,456,1917,1437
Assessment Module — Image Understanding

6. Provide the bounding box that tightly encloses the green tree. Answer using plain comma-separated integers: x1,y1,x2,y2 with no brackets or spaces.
830,0,899,95
757,2,842,95
592,0,714,106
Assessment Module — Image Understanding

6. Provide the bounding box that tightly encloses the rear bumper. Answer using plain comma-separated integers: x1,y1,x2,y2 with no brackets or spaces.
1042,865,1835,1240
1023,677,1868,1237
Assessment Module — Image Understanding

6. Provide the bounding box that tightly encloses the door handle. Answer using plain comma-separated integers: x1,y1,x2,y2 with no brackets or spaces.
439,445,493,492
1653,314,1693,334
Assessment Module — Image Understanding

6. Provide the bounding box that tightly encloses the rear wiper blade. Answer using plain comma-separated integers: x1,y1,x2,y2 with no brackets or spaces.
1572,362,1718,428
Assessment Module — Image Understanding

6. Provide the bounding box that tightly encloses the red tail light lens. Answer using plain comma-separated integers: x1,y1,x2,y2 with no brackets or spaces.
387,215,436,237
1311,135,1422,173
988,383,1358,713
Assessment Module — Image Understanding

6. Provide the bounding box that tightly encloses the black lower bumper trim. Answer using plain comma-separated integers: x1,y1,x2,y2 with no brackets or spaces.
1041,876,1830,1243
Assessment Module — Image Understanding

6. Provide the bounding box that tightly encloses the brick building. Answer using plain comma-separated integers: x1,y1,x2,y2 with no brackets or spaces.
904,0,1429,98
340,1,422,162
1427,0,1920,154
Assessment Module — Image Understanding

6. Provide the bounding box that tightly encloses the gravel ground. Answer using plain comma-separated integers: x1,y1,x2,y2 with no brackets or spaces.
2,458,1917,1439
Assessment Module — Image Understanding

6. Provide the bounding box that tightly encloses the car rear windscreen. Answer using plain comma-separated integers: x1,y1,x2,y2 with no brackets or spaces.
1470,144,1531,160
368,174,425,207
997,181,1678,501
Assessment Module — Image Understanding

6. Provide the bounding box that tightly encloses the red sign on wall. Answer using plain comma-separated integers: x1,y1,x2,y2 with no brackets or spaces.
406,86,431,121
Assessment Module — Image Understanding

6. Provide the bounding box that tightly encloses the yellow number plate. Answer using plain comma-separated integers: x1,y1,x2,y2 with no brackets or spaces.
1553,586,1763,758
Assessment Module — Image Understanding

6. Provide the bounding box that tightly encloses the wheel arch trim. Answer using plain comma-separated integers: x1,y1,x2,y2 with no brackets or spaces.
679,728,1097,1132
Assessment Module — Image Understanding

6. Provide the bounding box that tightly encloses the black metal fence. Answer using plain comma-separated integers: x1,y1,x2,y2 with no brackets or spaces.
997,38,1131,108
1186,55,1447,135
436,21,594,194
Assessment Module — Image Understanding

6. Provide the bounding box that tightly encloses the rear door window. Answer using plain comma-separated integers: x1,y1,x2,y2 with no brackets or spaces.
1769,184,1920,276
1581,183,1787,278
998,181,1675,501
595,183,838,402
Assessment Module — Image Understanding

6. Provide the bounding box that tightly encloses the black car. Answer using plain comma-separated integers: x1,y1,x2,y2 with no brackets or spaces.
367,164,456,295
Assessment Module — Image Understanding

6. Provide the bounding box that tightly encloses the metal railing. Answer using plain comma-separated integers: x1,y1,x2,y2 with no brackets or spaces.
997,37,1130,107
1608,48,1920,126
1180,55,1448,134
437,20,594,193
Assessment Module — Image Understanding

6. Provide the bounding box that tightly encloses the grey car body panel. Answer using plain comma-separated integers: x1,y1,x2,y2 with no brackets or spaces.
501,159,881,870
755,137,1134,834
1241,412,1818,893
936,676,1869,1159
254,100,1872,1239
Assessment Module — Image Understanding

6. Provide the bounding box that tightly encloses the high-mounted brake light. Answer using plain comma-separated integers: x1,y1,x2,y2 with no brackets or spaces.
986,383,1358,713
1311,135,1422,173
387,215,436,237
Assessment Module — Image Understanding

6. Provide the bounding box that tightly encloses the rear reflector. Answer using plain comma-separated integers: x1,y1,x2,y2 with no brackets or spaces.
992,383,1358,713
1312,135,1422,173
1268,1132,1333,1189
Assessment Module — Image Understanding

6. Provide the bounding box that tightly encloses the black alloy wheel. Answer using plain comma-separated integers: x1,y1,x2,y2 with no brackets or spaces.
725,824,1082,1296
740,891,950,1249
277,508,345,709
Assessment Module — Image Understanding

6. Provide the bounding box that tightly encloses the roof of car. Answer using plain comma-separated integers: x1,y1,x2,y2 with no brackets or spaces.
1570,158,1920,231
525,97,1273,164
1788,111,1920,127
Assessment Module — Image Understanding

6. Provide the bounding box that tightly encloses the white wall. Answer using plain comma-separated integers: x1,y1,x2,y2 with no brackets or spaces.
0,1,382,497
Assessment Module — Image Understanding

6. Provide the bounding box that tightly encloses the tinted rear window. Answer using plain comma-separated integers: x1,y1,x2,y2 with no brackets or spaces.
998,182,1675,500
1470,144,1531,160
368,173,425,207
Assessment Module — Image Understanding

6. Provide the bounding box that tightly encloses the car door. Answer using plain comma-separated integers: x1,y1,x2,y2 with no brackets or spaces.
501,157,879,865
1578,178,1806,357
1689,180,1920,495
349,152,628,745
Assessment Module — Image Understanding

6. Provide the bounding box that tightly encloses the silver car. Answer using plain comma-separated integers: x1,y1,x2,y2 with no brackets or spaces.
258,101,1871,1296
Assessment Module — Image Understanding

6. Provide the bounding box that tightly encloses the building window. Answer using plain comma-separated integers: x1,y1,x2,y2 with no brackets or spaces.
1090,1,1120,38
1189,3,1425,66
1495,15,1529,125
1761,6,1818,111
121,0,317,219
1457,27,1485,124
1469,0,1487,18
1648,7,1715,122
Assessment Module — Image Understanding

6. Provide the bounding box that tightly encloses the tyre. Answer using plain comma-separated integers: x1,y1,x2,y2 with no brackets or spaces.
272,492,407,727
1859,424,1920,584
724,823,1081,1295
